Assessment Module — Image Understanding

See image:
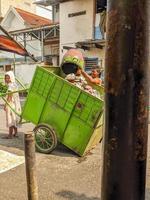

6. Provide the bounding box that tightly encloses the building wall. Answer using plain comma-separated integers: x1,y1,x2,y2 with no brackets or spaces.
53,5,59,23
26,40,42,58
60,0,95,60
15,35,42,58
81,47,105,69
0,0,36,17
15,62,37,85
44,44,59,56
1,9,42,58
1,11,25,31
44,44,59,66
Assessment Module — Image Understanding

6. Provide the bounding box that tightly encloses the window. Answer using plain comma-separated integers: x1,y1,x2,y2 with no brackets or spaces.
84,57,99,74
95,0,107,39
68,11,86,18
5,65,12,72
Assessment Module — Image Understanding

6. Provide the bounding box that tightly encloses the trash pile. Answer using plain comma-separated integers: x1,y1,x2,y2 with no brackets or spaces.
65,73,100,98
61,49,102,99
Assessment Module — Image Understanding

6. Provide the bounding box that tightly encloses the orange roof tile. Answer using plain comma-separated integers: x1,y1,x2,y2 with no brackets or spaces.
15,8,52,27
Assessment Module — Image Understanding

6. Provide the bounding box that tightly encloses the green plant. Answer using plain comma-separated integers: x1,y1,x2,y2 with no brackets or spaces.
0,82,8,93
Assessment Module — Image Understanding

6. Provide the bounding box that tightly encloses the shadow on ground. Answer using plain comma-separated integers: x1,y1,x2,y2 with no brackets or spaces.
0,130,79,158
0,101,94,159
56,188,150,200
0,132,25,151
56,191,100,200
0,103,79,158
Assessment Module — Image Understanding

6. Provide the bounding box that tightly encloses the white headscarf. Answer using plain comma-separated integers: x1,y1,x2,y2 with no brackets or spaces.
5,71,16,83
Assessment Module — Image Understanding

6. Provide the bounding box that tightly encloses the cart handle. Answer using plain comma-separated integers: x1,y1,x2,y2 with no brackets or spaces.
2,97,21,117
0,88,28,97
15,77,27,90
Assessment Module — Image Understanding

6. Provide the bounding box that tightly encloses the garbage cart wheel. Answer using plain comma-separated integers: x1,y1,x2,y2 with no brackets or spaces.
34,124,57,154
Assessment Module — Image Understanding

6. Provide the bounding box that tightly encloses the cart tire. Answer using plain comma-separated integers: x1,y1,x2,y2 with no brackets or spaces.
33,124,57,154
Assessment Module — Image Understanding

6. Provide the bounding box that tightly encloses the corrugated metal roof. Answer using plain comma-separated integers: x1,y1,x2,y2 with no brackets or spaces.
34,0,72,6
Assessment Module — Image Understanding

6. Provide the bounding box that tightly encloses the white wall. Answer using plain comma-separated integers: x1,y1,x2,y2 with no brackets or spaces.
60,0,95,60
52,57,59,66
0,0,36,17
1,11,25,31
15,63,37,85
53,5,59,23
14,35,42,58
15,62,61,85
26,40,42,58
44,44,59,55
59,0,105,68
82,47,105,68
44,44,59,66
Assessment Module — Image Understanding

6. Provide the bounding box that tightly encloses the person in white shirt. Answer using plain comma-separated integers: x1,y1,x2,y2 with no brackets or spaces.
4,71,21,139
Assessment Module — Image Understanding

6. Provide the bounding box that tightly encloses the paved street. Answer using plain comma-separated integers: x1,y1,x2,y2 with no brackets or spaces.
0,100,150,200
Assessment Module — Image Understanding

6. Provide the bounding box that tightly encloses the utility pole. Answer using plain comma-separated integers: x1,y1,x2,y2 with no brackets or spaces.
101,0,149,200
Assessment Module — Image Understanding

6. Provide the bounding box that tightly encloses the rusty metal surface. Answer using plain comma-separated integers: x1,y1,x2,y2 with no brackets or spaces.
101,0,149,199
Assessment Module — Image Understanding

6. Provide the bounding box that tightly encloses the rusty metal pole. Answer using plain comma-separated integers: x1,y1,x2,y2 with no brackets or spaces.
101,0,149,200
24,132,38,200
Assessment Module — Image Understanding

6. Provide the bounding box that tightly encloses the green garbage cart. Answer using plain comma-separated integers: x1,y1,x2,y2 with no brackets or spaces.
22,66,104,156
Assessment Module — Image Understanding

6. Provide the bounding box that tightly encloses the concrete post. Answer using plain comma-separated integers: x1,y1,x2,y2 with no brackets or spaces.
24,132,38,200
